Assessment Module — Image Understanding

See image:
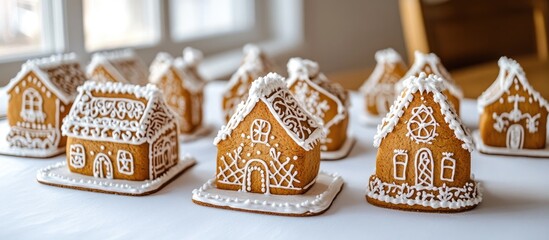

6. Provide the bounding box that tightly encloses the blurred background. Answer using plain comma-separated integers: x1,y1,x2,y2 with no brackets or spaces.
0,0,547,98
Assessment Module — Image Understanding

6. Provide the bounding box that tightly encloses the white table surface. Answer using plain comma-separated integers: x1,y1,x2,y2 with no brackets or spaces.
1,81,548,240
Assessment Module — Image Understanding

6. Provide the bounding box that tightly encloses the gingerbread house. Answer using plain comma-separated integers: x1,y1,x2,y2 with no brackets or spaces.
286,58,353,159
366,73,482,212
61,81,180,181
150,52,205,136
475,57,549,156
360,48,407,124
182,47,206,83
87,49,148,85
401,51,463,113
214,73,323,195
222,44,274,122
3,53,86,157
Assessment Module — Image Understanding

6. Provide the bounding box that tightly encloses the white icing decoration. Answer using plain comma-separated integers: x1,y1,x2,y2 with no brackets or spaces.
414,148,434,186
20,88,45,123
373,73,474,152
117,150,134,175
214,73,323,151
392,149,408,180
478,56,549,112
250,119,271,144
492,94,541,135
366,175,482,210
406,104,439,144
440,152,456,182
506,124,524,149
69,144,86,169
93,153,113,179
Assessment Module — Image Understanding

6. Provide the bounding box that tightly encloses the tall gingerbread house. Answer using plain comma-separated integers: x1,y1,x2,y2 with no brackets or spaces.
360,48,408,124
222,44,274,122
286,58,352,159
366,73,482,212
3,53,86,157
150,52,205,136
401,51,463,113
214,73,323,195
87,49,148,85
475,57,549,155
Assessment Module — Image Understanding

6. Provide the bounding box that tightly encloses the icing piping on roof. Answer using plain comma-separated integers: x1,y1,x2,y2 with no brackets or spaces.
360,48,406,93
477,56,549,112
86,49,148,85
373,73,474,152
182,47,203,67
149,52,203,93
5,53,85,104
214,73,323,151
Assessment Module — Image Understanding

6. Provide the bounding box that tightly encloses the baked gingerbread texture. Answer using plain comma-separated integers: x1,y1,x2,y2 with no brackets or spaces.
5,53,86,156
87,49,148,85
286,58,350,152
401,51,462,113
360,48,408,118
214,73,323,195
222,44,275,122
150,51,204,135
61,81,179,181
477,57,548,149
366,73,482,212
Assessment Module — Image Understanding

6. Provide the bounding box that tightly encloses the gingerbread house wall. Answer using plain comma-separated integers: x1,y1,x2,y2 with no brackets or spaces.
479,79,548,149
288,79,348,151
365,62,407,115
7,72,71,149
155,68,203,134
375,92,471,188
216,101,320,195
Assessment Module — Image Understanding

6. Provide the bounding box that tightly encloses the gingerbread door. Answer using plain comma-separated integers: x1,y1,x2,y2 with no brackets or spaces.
507,124,524,149
415,148,434,186
243,160,269,194
93,153,113,179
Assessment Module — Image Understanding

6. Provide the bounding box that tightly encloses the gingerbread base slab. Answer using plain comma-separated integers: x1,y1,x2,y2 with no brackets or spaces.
366,196,478,213
192,171,344,216
37,154,196,196
179,124,213,142
321,136,356,160
0,120,65,158
361,113,384,127
473,131,549,158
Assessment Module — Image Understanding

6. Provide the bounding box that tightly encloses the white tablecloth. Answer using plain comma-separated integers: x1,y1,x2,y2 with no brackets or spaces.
1,82,548,240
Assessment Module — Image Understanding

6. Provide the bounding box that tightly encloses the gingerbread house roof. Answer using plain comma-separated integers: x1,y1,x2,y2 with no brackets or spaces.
214,73,323,151
477,56,549,112
87,49,148,85
149,52,204,93
6,53,86,104
360,48,406,93
287,57,349,116
402,51,463,99
61,81,176,145
373,73,474,152
224,45,271,95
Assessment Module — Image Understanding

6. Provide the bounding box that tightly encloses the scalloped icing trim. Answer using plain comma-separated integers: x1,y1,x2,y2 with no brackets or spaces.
373,73,474,152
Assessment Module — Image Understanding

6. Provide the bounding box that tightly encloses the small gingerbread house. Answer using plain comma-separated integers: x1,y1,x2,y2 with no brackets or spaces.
477,57,549,151
367,73,481,212
4,53,86,157
222,44,274,122
61,81,179,181
286,58,350,154
360,48,407,123
214,73,323,195
150,52,204,135
401,51,463,113
87,49,148,85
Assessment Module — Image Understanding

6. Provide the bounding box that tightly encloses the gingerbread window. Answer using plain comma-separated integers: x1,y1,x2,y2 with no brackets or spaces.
392,149,408,180
69,144,85,169
440,152,456,182
250,119,271,144
407,104,438,144
21,88,45,123
117,150,134,175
